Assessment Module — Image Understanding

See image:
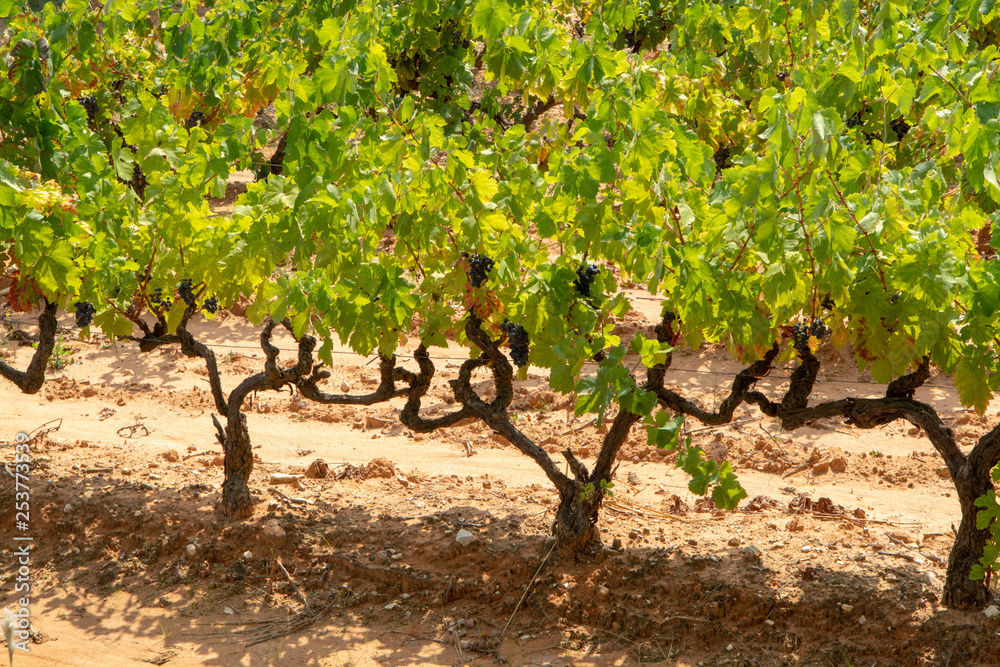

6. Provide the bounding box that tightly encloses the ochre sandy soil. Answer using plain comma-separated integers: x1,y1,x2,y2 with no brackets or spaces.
0,307,998,666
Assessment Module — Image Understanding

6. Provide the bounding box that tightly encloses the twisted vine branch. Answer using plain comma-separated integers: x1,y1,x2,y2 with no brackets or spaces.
0,301,57,394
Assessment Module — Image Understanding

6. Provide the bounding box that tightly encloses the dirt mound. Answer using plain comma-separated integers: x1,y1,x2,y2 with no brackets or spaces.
363,457,396,478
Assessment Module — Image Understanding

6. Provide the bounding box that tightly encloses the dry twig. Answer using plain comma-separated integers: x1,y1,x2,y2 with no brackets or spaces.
500,540,557,640
277,559,311,613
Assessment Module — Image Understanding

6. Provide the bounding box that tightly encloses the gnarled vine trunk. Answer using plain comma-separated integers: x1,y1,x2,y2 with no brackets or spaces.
943,461,996,608
219,408,255,518
552,485,603,556
746,356,1000,610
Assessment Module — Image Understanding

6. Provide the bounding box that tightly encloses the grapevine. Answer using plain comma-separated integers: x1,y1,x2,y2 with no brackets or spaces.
2,0,1000,613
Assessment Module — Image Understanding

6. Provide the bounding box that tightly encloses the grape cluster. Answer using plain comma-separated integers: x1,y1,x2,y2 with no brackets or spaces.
573,264,600,297
149,287,162,305
77,95,98,123
464,252,494,288
130,160,146,199
499,319,530,368
186,110,206,129
776,71,790,81
202,297,219,314
178,278,196,307
713,144,732,171
845,110,863,129
74,301,96,328
791,319,829,354
890,117,911,141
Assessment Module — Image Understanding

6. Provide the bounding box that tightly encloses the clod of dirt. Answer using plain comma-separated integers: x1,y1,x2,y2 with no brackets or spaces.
260,519,286,547
306,459,329,479
787,517,805,532
830,457,848,472
160,449,179,462
363,457,395,479
741,545,762,564
743,495,781,512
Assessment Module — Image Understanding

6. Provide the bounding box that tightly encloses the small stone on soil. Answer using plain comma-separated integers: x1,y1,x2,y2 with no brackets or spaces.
455,529,477,547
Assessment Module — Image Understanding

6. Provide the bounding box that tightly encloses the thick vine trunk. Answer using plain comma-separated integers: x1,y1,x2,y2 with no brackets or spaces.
552,486,602,557
214,320,315,519
219,409,254,518
942,463,995,608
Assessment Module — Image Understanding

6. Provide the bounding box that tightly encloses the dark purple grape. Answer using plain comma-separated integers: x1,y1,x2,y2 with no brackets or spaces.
573,264,600,296
77,95,98,123
74,301,95,328
178,278,195,307
186,110,205,129
499,319,529,368
464,252,494,288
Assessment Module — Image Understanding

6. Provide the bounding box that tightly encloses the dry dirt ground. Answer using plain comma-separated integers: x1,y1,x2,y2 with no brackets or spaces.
1,306,999,666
